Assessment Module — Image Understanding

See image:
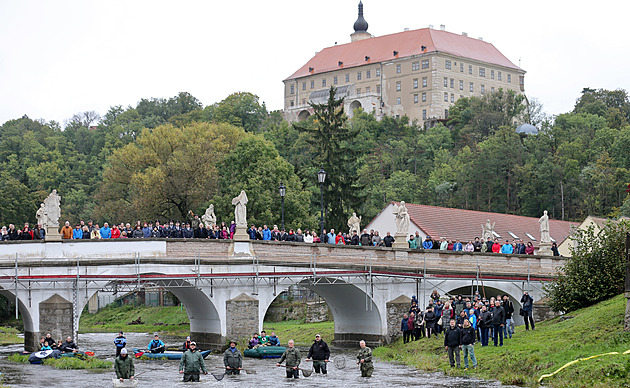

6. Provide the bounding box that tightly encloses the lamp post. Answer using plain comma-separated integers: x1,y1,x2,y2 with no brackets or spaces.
317,167,327,241
279,182,286,231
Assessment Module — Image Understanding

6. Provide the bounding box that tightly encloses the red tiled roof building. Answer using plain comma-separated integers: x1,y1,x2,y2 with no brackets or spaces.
283,2,526,124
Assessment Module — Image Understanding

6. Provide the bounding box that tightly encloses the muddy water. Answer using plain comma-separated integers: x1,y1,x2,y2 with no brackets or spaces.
0,333,510,387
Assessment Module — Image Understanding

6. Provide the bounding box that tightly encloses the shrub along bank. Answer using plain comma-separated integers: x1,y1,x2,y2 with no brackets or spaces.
373,294,630,387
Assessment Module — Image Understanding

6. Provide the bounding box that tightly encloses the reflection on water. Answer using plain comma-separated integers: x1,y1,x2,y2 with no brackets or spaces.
0,333,510,387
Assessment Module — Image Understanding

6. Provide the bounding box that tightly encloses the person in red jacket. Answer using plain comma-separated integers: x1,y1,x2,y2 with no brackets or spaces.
111,225,121,239
491,238,501,253
335,232,345,245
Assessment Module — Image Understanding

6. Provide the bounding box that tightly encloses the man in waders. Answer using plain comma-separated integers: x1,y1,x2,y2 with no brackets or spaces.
223,340,243,375
356,340,373,377
115,348,135,383
179,342,207,382
306,334,330,374
277,339,301,379
114,331,126,357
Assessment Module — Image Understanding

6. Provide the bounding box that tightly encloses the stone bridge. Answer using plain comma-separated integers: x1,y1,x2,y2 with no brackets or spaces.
0,239,562,351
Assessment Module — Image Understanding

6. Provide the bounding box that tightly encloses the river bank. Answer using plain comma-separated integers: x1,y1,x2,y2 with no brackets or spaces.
374,294,630,387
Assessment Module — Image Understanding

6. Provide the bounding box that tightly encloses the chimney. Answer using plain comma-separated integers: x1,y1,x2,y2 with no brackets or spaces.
462,32,468,37
429,24,434,29
404,27,409,31
440,24,445,31
478,37,483,41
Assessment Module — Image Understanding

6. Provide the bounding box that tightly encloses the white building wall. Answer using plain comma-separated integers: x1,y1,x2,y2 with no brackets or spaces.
365,203,423,238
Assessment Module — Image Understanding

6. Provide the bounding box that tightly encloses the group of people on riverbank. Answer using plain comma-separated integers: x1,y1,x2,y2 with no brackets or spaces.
400,290,536,368
37,333,79,353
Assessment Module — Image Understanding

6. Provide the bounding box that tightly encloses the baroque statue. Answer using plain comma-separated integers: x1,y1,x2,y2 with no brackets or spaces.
481,219,495,241
539,210,551,243
347,212,361,234
201,204,217,227
36,203,48,229
392,201,410,235
232,191,248,227
42,190,61,228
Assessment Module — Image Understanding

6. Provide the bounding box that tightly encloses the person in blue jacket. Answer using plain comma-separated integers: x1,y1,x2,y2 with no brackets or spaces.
501,240,514,254
262,225,272,241
100,222,112,239
148,333,165,353
248,225,257,240
422,235,433,249
72,224,83,239
114,331,127,357
452,240,463,251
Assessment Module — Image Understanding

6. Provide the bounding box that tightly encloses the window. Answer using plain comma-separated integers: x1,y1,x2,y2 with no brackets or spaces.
460,63,464,72
459,80,463,90
492,231,501,238
479,68,485,77
450,78,454,88
396,97,401,105
357,88,361,96
508,231,519,239
357,72,362,80
396,64,401,73
310,80,314,89
481,85,485,94
445,109,449,118
491,70,495,79
322,79,326,87
451,93,454,103
498,71,502,81
302,82,306,90
290,84,294,94
302,98,306,105
469,65,473,74
422,59,429,69
290,100,294,107
444,92,448,102
346,74,350,82
445,60,451,69
444,77,448,87
376,68,381,77
507,74,511,83
376,85,381,93
396,81,401,92
413,79,418,89
525,233,536,241
366,86,371,93
366,70,371,79
422,77,427,87
414,94,418,103
412,62,420,71
491,87,495,93
422,109,427,120
333,76,338,85
469,82,474,92
422,92,427,102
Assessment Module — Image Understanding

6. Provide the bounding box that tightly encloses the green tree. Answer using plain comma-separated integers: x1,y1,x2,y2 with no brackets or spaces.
204,92,267,133
544,220,629,312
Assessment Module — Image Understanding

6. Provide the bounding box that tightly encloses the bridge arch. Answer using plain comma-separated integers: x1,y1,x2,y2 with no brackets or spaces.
261,277,383,345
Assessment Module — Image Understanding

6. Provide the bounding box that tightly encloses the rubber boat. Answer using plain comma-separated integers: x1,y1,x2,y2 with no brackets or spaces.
132,349,211,360
243,346,286,358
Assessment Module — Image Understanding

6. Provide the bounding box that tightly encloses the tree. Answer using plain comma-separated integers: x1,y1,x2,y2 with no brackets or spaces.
212,136,313,229
95,122,247,222
544,220,629,312
294,87,363,230
204,92,267,133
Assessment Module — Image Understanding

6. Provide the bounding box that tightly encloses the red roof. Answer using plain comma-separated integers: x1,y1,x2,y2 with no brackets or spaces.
286,28,521,80
398,203,578,245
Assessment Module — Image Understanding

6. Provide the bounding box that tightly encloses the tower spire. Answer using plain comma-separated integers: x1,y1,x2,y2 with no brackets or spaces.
351,1,371,42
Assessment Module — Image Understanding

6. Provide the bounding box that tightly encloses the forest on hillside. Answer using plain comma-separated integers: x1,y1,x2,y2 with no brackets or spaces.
1,87,629,231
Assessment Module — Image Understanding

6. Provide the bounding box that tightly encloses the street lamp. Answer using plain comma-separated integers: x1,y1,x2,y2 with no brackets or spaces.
317,167,327,241
279,182,286,231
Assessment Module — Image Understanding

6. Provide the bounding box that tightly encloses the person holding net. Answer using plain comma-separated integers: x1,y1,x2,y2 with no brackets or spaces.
306,334,330,374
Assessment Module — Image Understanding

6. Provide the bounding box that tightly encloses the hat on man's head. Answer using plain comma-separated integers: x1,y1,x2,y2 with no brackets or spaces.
121,348,127,355
191,341,197,346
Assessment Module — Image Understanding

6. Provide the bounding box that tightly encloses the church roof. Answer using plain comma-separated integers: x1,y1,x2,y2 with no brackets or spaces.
385,202,579,245
286,28,521,80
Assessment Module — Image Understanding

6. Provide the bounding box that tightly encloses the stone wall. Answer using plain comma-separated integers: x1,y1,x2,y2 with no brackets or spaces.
386,295,412,344
225,293,258,344
264,301,332,323
39,294,73,346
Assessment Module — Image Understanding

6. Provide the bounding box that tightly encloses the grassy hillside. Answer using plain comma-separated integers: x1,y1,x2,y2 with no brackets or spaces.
261,320,334,347
374,294,630,387
80,304,190,335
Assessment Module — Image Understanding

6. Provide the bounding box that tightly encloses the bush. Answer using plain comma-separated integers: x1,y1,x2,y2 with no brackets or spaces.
544,220,629,312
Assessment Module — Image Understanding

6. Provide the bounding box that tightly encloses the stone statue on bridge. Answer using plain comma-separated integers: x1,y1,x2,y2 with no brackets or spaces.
202,204,217,227
481,219,495,241
36,203,48,229
232,191,248,228
348,212,361,234
393,202,410,236
539,210,551,243
43,190,61,228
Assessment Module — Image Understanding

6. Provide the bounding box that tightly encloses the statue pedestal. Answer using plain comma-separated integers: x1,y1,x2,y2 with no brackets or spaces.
233,227,249,242
392,233,408,249
45,226,62,242
537,242,552,256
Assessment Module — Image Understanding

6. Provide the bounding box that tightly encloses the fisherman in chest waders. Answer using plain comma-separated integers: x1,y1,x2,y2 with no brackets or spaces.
306,334,330,374
277,339,301,379
223,340,243,375
179,342,207,382
115,348,135,383
356,340,374,377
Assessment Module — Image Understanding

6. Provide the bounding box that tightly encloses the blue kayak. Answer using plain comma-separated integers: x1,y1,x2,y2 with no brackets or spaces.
132,349,211,360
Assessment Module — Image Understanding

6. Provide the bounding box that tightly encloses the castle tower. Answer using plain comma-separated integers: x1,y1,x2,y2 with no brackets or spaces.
351,1,371,42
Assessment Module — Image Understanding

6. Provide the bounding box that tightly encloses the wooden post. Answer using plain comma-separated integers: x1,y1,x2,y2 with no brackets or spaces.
625,233,630,331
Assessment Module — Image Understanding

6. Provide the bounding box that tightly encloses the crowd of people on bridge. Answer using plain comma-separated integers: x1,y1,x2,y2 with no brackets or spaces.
0,216,559,256
399,290,536,368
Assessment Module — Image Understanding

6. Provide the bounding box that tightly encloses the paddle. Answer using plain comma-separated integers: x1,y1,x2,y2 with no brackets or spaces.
276,364,313,377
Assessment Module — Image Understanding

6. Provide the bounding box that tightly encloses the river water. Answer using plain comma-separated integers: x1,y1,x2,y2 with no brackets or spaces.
0,333,510,387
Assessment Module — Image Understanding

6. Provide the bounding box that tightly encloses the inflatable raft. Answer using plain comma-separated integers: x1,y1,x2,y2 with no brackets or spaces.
132,349,211,360
243,346,286,358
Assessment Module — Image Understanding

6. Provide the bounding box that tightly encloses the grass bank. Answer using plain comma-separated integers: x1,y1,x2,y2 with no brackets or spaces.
0,326,23,345
8,354,112,369
262,320,334,347
373,294,630,387
80,304,190,335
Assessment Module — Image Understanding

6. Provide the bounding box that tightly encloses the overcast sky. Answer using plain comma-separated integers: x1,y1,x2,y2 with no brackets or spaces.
1,0,628,126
